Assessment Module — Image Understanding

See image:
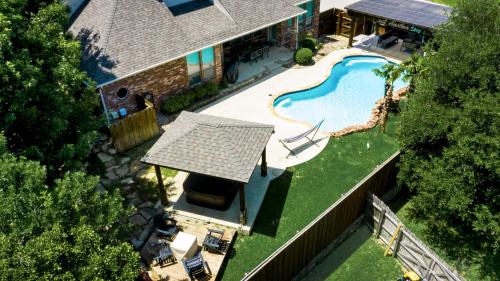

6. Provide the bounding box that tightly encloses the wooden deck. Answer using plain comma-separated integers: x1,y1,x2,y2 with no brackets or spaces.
141,218,235,281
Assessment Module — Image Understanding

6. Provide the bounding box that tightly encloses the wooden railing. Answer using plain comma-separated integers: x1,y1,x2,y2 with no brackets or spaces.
109,102,160,153
242,151,400,281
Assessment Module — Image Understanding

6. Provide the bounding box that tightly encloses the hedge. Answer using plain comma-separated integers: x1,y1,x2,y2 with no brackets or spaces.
161,82,220,114
295,48,313,65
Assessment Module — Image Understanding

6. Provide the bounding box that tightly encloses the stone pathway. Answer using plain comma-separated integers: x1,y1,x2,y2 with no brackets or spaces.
93,137,175,249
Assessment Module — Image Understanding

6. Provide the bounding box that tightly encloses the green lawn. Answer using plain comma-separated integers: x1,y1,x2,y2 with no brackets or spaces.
430,0,457,6
390,194,500,281
302,225,403,281
220,114,402,280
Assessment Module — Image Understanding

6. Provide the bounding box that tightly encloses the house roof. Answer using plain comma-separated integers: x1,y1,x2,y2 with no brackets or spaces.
69,0,306,86
346,0,451,29
141,111,274,183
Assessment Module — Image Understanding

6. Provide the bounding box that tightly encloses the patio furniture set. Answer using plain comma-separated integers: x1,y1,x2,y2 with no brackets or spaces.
237,41,271,64
147,212,228,280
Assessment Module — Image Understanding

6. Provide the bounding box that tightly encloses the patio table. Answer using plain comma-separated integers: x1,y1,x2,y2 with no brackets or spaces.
171,231,198,260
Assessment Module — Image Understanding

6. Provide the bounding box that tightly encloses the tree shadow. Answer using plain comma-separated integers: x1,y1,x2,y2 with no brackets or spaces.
251,170,293,238
75,28,118,83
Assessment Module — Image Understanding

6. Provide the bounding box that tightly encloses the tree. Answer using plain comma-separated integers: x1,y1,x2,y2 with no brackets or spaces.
0,0,100,179
398,0,499,256
373,63,403,132
0,134,139,280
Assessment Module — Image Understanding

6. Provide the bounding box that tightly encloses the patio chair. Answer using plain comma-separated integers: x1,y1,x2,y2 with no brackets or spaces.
154,212,179,241
202,228,225,254
152,242,176,267
182,254,212,281
279,119,324,155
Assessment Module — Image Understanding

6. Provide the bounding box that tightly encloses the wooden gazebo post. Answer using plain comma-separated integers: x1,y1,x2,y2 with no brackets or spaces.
348,14,358,47
154,165,169,205
238,182,247,225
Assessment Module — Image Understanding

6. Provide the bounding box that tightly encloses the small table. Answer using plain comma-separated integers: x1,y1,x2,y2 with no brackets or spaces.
171,232,198,260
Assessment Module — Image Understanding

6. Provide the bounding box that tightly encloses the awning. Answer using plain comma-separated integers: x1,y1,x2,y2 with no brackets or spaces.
346,0,451,29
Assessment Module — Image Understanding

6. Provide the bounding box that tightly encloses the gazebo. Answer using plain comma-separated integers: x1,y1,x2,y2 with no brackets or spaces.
141,111,274,224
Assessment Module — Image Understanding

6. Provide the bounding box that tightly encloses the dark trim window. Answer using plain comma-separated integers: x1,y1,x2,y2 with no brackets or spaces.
186,47,215,86
298,1,314,29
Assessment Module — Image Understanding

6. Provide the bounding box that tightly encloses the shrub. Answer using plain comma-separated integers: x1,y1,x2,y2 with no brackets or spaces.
161,82,221,114
300,37,318,52
295,48,313,65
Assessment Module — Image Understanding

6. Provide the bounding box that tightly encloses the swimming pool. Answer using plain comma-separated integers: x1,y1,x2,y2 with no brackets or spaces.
273,56,408,132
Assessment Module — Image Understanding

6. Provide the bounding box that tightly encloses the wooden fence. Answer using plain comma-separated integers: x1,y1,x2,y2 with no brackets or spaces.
366,193,464,281
109,102,160,152
242,151,401,281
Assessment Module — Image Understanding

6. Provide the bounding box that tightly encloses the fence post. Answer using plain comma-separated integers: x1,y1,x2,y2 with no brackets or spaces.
375,208,386,238
393,229,403,257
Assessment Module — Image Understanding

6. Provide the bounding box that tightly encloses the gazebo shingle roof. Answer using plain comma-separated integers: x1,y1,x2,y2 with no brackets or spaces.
141,111,274,183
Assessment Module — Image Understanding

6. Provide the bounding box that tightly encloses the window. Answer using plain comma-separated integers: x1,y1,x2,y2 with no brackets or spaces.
186,47,216,86
201,48,215,81
117,87,129,99
298,1,314,28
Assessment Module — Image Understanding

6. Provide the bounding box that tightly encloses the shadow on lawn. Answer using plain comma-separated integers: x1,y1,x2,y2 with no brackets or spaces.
251,170,293,238
303,225,372,280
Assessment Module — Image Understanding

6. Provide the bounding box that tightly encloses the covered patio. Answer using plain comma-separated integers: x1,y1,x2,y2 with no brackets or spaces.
141,111,275,233
344,0,450,59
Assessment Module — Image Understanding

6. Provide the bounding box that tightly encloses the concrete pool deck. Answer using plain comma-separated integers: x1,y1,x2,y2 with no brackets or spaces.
168,48,387,233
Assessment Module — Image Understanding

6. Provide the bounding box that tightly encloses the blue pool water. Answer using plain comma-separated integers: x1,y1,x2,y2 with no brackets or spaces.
273,56,408,132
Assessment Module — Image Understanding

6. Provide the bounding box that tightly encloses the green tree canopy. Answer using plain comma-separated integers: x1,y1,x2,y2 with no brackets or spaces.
399,0,499,255
0,134,139,280
0,0,100,179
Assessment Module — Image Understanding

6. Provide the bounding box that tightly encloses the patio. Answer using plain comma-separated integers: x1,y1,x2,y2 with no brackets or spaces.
235,46,294,83
141,219,236,281
352,34,413,61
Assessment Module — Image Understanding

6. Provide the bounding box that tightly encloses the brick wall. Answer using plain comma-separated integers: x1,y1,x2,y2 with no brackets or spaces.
300,0,320,37
276,18,298,50
101,57,189,114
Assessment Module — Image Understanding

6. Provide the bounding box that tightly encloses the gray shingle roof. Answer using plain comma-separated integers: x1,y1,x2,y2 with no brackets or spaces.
141,111,274,183
69,0,305,86
346,0,451,29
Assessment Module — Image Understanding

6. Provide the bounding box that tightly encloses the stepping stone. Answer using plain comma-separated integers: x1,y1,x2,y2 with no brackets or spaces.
128,213,147,226
139,209,155,221
104,159,116,168
138,201,155,209
97,152,113,163
122,185,133,193
100,178,111,186
121,177,134,185
115,165,129,178
101,143,110,151
105,170,118,181
129,160,145,175
96,183,106,193
108,148,117,155
126,192,139,200
121,157,131,164
129,199,142,207
106,166,121,174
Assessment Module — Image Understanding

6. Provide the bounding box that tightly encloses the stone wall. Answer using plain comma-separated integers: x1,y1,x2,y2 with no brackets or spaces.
101,57,189,114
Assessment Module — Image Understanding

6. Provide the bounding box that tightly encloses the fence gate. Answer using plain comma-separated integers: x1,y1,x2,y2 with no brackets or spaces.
366,193,464,281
